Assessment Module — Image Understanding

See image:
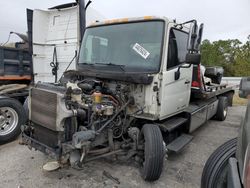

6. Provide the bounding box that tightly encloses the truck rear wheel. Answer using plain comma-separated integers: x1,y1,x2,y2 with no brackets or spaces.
201,138,237,188
140,124,164,181
216,96,228,121
0,98,26,143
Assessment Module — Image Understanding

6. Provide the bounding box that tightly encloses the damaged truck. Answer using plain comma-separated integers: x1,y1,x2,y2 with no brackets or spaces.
22,0,235,181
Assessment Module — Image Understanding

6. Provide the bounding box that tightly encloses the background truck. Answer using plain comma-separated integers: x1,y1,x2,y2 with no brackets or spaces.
0,2,104,143
0,32,32,143
22,0,235,181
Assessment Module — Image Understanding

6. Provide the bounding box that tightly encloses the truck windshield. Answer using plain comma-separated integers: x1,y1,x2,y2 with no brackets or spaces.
78,21,164,73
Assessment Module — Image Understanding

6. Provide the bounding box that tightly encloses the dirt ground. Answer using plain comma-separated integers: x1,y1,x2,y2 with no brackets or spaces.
0,106,246,188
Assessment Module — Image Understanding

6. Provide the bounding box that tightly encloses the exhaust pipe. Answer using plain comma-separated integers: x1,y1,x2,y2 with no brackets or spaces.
78,0,86,44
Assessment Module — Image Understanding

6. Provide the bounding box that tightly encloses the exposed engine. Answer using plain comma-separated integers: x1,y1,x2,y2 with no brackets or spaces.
23,78,143,166
64,78,136,150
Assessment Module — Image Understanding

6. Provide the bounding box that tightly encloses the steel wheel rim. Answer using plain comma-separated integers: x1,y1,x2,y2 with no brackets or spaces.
0,107,18,136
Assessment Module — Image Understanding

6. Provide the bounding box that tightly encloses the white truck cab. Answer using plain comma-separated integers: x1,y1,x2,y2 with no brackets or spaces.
81,17,198,120
22,3,235,181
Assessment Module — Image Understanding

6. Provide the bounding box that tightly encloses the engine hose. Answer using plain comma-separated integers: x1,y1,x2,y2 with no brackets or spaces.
91,118,108,131
103,95,119,106
96,98,132,134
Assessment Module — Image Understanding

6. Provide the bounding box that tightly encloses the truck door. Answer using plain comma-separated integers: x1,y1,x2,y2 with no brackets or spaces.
159,28,193,119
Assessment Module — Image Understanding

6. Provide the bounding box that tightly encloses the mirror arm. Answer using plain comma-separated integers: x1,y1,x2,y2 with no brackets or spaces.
175,63,192,80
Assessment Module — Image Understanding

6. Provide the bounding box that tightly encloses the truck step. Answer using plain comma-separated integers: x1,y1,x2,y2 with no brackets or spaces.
159,117,188,132
166,134,193,153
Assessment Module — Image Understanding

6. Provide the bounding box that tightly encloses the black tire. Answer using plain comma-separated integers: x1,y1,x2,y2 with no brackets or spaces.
0,98,26,143
201,138,237,188
225,92,234,107
140,124,164,181
216,96,228,121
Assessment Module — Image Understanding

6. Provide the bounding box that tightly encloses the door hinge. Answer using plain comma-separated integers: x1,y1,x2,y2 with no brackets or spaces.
158,72,163,80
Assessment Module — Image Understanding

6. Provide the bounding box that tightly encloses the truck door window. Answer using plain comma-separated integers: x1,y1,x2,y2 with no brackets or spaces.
167,29,188,69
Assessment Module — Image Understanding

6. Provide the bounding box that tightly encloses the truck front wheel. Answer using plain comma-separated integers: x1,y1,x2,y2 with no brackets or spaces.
0,98,26,143
140,124,164,181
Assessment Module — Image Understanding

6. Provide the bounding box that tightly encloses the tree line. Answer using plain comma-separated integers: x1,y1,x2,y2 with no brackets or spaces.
201,36,250,77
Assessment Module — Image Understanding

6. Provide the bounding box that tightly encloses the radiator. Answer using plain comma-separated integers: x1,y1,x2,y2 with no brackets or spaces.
29,84,73,131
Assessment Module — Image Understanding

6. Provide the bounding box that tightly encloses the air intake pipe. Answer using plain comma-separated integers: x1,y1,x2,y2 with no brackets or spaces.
78,0,86,44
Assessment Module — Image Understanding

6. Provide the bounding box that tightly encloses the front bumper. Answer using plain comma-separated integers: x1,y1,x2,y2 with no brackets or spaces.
22,131,61,159
227,157,242,188
21,122,64,160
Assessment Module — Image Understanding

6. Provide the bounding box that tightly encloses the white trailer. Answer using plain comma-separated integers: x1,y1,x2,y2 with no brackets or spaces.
32,3,105,83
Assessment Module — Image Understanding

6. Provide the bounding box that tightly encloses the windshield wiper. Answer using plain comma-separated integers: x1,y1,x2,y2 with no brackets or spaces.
78,62,97,72
80,62,94,65
94,62,126,72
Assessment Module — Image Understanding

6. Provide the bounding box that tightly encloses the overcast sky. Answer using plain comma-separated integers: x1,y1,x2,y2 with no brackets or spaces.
0,0,249,43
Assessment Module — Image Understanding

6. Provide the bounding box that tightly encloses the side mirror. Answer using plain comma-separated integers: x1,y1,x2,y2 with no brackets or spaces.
186,53,201,65
195,24,204,51
187,21,204,52
239,77,250,98
187,21,198,51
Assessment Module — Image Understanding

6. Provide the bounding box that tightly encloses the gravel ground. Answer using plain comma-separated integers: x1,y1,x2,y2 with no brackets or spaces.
0,106,246,188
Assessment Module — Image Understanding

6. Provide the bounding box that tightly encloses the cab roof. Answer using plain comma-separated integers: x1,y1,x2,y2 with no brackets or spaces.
88,16,190,33
89,16,173,27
